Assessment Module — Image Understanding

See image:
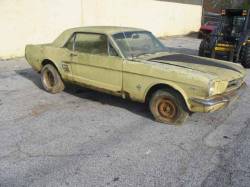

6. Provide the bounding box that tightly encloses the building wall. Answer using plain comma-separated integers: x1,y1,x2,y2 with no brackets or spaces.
0,0,202,59
82,0,202,36
0,0,82,59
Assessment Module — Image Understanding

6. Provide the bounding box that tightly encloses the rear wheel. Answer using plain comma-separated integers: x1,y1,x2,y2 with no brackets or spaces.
149,89,189,125
41,64,65,94
241,44,250,68
198,40,206,57
198,32,203,39
228,49,235,62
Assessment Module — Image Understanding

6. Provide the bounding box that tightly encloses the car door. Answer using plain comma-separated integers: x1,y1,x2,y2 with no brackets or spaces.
70,32,123,93
59,35,75,81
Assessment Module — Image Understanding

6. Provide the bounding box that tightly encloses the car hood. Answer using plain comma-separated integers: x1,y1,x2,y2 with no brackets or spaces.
139,53,246,81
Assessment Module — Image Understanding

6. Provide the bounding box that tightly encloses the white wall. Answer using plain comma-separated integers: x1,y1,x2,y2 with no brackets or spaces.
0,0,82,59
82,0,202,36
0,0,202,59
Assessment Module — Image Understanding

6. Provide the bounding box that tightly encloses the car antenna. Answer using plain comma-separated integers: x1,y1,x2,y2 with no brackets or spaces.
122,31,134,60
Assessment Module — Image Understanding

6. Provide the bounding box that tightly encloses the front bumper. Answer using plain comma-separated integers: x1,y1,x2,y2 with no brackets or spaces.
190,82,247,112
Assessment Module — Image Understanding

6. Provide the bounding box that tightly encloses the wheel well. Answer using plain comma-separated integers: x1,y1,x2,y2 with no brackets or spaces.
42,59,55,68
41,59,62,78
145,84,188,109
41,59,60,72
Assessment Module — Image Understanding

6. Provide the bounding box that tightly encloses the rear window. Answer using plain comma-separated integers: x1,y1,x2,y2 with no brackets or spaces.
65,35,75,50
74,33,108,55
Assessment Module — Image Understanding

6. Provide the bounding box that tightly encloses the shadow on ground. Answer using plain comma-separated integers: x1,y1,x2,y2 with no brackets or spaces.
16,68,152,120
16,68,44,89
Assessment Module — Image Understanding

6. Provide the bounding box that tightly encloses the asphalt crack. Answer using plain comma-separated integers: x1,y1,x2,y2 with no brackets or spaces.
15,143,93,159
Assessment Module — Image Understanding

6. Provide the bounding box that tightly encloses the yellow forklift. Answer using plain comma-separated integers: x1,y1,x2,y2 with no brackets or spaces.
199,9,250,68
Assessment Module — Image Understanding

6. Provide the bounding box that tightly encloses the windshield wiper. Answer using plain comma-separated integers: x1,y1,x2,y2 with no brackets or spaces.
136,52,151,57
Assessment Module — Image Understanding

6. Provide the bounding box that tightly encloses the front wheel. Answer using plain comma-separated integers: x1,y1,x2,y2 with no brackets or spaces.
149,89,189,125
41,64,65,94
241,44,250,68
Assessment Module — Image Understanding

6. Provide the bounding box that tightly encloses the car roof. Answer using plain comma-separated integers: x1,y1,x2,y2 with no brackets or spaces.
66,26,146,35
53,26,147,47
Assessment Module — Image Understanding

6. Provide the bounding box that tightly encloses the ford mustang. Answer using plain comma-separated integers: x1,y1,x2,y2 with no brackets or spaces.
25,26,247,125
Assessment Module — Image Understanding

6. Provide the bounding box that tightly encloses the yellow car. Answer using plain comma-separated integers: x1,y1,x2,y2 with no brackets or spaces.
25,26,247,125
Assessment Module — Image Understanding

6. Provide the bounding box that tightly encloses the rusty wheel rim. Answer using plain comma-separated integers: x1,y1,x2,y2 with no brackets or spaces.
157,98,177,121
44,69,55,88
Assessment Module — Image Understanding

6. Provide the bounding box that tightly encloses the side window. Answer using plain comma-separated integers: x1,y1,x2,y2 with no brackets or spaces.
74,33,108,55
65,34,75,51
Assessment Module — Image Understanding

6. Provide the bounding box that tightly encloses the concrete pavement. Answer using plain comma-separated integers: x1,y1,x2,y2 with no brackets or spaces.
0,36,250,187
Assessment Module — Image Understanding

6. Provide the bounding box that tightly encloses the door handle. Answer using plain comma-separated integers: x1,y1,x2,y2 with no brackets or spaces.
70,53,77,57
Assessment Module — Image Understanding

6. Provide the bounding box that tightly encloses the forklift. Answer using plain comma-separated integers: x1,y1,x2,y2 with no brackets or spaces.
199,9,250,68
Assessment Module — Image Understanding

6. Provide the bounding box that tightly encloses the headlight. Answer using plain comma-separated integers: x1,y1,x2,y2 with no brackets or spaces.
209,80,216,96
208,80,228,96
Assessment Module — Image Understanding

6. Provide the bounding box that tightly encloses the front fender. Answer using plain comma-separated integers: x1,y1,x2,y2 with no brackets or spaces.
143,81,194,111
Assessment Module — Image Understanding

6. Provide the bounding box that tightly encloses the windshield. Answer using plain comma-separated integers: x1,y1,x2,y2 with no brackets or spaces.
112,31,166,58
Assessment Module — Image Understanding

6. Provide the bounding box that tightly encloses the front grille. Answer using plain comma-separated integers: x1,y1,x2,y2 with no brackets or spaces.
227,79,242,90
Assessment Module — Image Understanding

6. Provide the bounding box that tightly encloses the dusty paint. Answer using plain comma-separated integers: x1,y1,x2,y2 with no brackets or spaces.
25,27,247,113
